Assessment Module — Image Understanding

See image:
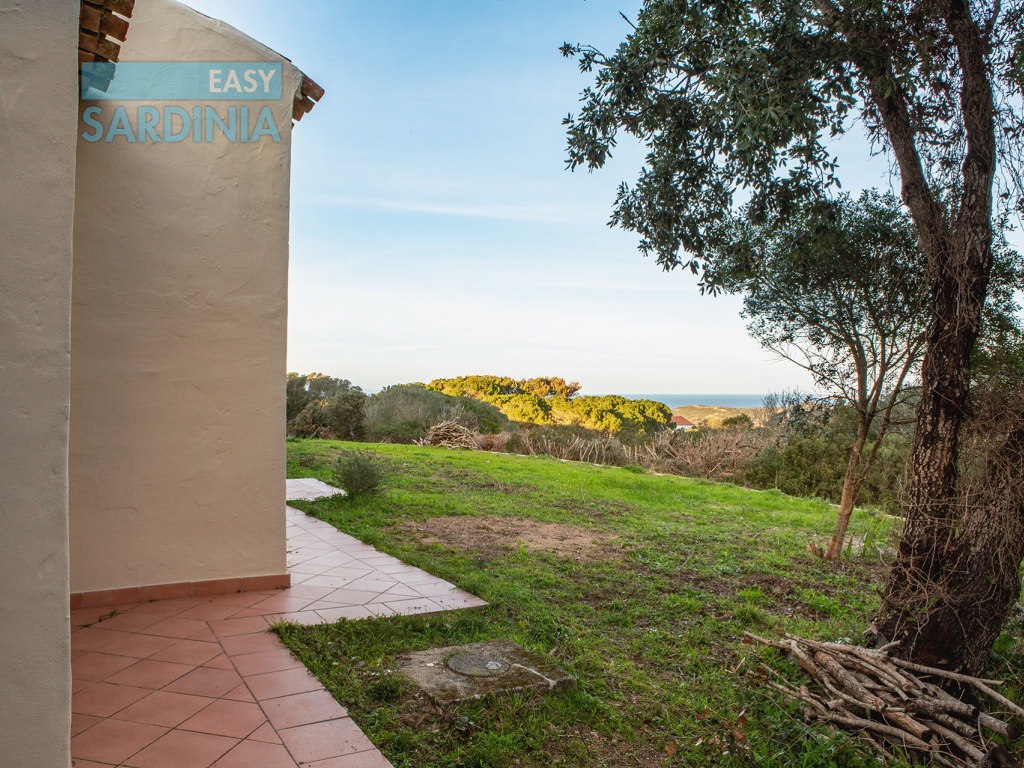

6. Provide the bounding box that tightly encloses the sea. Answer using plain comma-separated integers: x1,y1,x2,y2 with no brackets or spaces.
609,394,769,409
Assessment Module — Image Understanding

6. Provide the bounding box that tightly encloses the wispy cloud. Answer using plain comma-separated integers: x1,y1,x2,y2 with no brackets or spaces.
300,192,600,226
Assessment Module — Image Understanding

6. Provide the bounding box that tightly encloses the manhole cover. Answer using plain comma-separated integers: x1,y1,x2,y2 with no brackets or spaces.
396,639,576,705
446,651,510,677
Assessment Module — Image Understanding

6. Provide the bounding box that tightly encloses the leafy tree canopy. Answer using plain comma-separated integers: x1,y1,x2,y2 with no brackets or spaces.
712,189,930,404
562,0,1024,285
427,376,671,435
286,372,361,424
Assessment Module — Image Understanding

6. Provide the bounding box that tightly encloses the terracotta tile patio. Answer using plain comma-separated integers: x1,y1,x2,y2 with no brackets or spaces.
70,480,486,767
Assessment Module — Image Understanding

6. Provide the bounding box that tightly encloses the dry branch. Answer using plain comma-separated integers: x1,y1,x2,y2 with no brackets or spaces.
420,420,478,450
744,633,1021,767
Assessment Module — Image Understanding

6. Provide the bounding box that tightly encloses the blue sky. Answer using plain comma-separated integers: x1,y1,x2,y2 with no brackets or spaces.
181,0,901,395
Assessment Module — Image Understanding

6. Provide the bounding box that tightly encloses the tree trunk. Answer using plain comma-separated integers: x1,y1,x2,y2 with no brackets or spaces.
856,0,1012,674
876,205,1000,672
879,409,1024,673
825,423,869,560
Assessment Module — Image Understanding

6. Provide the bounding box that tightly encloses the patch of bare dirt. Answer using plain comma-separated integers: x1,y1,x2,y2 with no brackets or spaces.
406,515,625,561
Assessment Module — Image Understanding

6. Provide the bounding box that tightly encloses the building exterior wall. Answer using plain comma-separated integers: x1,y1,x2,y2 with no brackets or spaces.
70,0,301,593
0,1,80,764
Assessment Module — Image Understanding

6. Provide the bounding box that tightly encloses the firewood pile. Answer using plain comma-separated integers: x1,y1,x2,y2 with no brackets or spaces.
745,633,1022,767
421,420,478,450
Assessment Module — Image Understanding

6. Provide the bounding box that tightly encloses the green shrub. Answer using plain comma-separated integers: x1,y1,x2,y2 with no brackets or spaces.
364,385,509,443
331,450,390,499
288,390,366,441
720,413,754,429
742,434,907,511
286,373,367,440
744,437,850,501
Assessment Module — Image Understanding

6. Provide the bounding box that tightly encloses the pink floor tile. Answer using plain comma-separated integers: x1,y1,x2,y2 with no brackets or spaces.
100,633,180,660
246,667,324,701
296,574,365,589
381,597,444,616
70,717,168,764
73,652,141,682
73,677,98,694
149,639,224,667
211,739,298,768
231,649,305,678
277,718,377,763
122,729,239,768
72,712,104,737
188,624,220,642
72,607,119,627
202,653,237,670
72,682,153,718
112,691,216,728
271,584,335,600
410,581,467,597
207,616,271,638
319,588,385,605
337,576,398,594
218,631,282,656
321,566,372,579
138,616,212,640
260,690,348,731
315,605,375,622
247,594,318,614
178,699,268,739
130,597,207,616
248,722,283,744
377,583,423,598
223,683,257,703
305,751,395,768
213,592,278,608
90,611,166,633
175,603,248,622
106,659,194,689
72,627,133,653
163,667,244,698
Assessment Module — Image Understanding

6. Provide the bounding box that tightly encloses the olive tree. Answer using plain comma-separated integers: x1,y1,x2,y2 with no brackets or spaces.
714,191,928,559
564,0,1024,672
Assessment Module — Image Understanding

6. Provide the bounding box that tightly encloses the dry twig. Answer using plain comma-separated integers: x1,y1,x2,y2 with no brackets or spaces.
744,633,1021,767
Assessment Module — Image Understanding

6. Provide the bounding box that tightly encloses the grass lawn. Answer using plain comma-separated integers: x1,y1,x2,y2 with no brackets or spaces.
279,439,899,767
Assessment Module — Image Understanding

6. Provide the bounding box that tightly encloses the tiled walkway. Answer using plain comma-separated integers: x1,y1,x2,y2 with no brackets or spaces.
70,480,486,767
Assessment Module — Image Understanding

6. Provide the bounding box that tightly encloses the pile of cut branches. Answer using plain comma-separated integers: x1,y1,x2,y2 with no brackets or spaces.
420,420,478,450
745,633,1022,767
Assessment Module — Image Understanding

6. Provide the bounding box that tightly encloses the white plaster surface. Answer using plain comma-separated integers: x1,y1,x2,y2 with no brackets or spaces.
70,0,308,592
0,1,80,764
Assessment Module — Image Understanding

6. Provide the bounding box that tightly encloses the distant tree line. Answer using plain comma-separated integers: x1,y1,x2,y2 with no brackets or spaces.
286,372,921,514
427,375,672,437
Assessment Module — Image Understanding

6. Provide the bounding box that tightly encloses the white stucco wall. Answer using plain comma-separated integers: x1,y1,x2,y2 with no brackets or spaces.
0,1,79,764
70,0,303,592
